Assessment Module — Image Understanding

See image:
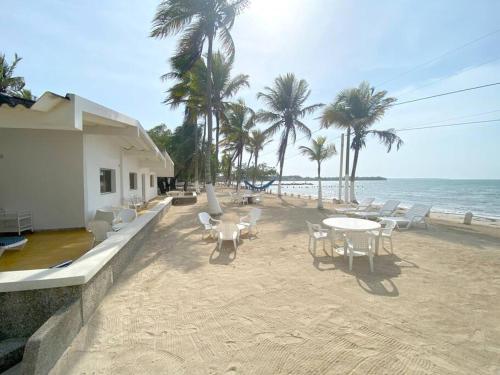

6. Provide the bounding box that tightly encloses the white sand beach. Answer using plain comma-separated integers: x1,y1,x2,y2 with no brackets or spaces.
50,192,500,374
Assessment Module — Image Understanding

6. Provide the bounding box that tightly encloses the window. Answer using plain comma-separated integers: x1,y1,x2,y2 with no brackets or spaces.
129,172,138,190
100,169,115,194
150,174,155,187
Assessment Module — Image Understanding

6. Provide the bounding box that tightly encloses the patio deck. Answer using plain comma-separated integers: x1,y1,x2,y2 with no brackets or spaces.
0,229,93,272
50,193,500,374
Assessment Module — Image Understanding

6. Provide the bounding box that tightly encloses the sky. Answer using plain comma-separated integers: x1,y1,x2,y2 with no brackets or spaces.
2,0,500,179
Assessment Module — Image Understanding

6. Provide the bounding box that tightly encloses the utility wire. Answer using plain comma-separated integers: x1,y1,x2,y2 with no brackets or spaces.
393,82,500,106
282,118,500,162
376,28,500,87
400,55,500,96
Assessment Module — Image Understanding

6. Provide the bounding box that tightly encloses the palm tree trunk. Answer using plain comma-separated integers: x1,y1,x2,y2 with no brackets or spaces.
205,34,214,185
278,128,290,196
253,151,258,185
193,123,199,193
317,162,323,209
236,151,243,192
247,151,253,168
214,111,220,183
350,147,360,203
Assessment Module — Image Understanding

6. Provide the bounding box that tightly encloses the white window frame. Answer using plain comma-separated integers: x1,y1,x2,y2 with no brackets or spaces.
100,168,116,194
129,172,138,190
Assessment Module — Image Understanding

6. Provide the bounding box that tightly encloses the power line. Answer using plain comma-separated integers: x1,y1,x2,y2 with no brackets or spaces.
376,28,500,87
282,118,500,162
393,82,500,106
400,55,500,96
397,118,500,132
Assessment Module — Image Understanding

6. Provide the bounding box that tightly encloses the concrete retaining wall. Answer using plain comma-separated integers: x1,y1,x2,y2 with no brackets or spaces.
0,198,172,374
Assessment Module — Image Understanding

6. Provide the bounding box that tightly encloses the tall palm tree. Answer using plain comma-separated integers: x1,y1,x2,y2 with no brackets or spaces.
299,136,337,209
211,51,249,180
320,81,402,201
221,99,255,191
151,0,249,186
0,53,27,95
257,73,323,196
163,59,206,191
247,129,271,184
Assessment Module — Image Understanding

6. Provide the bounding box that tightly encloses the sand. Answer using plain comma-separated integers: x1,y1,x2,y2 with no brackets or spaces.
51,192,500,374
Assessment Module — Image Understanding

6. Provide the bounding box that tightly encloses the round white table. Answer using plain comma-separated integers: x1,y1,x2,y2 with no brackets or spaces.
322,217,381,232
322,217,381,256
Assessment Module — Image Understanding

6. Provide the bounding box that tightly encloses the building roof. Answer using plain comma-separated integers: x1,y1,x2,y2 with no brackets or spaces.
0,91,174,176
0,92,35,108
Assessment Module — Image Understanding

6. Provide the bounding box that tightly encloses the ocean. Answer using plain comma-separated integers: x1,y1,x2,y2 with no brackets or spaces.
265,179,500,220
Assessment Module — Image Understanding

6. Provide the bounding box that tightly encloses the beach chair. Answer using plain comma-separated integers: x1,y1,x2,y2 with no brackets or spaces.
112,208,137,231
217,222,239,251
306,221,329,257
334,198,375,214
87,220,112,246
239,208,262,237
371,219,397,254
0,237,28,258
198,212,220,239
353,200,400,220
379,204,431,230
344,231,376,272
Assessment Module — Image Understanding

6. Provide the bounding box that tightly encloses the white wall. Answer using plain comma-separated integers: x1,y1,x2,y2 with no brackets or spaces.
83,134,123,223
83,135,159,224
0,129,85,230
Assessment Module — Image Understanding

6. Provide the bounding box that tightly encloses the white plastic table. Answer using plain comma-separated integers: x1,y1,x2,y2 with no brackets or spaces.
322,217,381,255
322,217,381,232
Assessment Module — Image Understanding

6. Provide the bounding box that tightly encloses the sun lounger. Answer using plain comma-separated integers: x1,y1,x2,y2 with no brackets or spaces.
353,200,400,220
378,204,432,229
0,236,28,257
334,198,375,214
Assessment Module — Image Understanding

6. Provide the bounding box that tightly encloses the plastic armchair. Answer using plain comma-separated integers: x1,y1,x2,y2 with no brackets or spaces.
344,231,376,272
217,222,239,251
87,220,112,246
371,219,396,254
112,208,137,231
198,212,220,239
240,208,261,237
306,221,330,257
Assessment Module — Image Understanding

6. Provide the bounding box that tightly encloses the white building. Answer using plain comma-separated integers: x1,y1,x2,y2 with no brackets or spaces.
0,92,174,231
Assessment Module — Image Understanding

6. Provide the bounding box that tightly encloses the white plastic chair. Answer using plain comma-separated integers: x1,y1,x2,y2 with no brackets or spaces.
198,212,220,239
306,221,330,256
112,208,137,231
217,222,239,251
371,219,396,254
239,208,262,237
344,231,376,272
87,220,112,246
94,209,115,225
379,204,431,230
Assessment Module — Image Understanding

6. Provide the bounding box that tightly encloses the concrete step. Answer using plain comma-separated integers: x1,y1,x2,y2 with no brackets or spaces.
0,338,26,374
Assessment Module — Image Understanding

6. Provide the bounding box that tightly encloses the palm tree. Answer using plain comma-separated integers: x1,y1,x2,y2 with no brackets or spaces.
320,81,402,201
221,99,255,191
299,136,337,209
151,0,249,186
257,73,323,196
211,51,249,180
247,129,271,184
163,59,206,191
0,53,27,95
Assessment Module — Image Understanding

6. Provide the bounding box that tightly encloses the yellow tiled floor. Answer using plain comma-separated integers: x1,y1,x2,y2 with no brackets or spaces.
0,229,93,272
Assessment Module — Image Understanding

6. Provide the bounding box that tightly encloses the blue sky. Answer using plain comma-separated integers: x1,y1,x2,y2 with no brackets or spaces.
2,0,500,179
